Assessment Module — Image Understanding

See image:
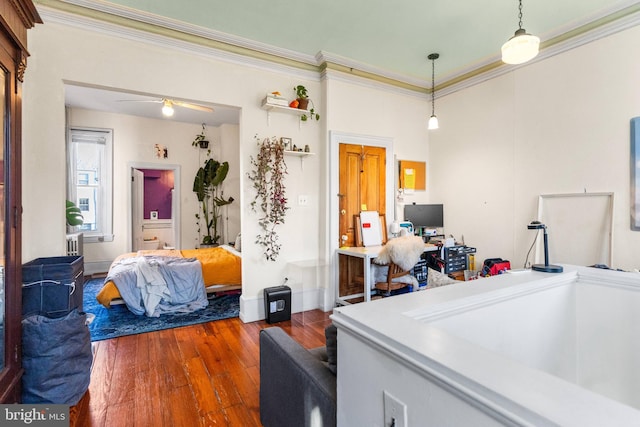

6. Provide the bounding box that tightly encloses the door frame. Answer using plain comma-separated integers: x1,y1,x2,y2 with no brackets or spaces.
126,162,182,252
328,131,393,303
131,168,144,251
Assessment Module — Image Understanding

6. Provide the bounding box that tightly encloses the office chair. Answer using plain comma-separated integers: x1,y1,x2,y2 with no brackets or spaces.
373,235,424,296
374,261,415,295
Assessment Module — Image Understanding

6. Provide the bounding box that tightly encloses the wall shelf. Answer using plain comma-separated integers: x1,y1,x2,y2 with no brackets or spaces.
261,98,309,127
284,150,315,170
284,151,315,157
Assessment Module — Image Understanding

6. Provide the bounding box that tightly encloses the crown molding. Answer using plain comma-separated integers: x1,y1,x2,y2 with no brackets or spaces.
434,2,640,99
35,0,640,99
36,1,321,82
317,51,428,90
320,66,429,101
41,0,318,66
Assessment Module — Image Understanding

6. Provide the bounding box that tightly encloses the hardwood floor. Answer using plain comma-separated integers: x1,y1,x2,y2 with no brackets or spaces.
70,309,333,427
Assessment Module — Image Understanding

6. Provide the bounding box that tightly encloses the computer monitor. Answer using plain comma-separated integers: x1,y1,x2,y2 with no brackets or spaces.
403,204,444,229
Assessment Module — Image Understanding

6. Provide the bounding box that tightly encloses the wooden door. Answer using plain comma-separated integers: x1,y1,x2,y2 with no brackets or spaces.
338,143,386,247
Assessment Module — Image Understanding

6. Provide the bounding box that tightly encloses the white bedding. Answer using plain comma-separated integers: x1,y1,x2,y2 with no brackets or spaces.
106,255,208,317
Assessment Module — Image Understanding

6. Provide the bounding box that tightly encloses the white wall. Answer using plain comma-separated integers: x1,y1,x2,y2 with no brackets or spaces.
22,21,327,321
26,14,637,320
66,108,239,264
325,76,432,210
219,123,241,245
431,25,640,271
22,17,435,321
322,77,433,256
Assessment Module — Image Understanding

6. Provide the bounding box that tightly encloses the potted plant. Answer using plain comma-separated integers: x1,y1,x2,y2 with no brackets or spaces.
193,158,234,246
247,135,289,261
192,123,210,149
66,200,84,228
293,85,320,122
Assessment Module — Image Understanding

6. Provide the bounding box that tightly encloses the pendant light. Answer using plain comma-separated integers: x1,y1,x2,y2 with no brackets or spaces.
501,0,539,65
427,53,439,130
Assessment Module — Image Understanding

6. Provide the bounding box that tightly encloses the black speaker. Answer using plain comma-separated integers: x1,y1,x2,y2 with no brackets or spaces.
263,285,291,324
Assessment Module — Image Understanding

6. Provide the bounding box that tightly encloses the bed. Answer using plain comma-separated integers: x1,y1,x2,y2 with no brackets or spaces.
96,245,242,312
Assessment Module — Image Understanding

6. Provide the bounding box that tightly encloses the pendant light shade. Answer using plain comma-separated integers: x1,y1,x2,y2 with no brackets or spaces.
428,52,439,130
428,115,439,130
501,0,539,65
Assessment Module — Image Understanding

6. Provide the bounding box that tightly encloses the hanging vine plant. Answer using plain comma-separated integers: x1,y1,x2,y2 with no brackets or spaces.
247,135,289,261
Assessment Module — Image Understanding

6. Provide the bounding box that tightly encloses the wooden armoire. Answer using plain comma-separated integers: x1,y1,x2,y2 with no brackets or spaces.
0,0,41,403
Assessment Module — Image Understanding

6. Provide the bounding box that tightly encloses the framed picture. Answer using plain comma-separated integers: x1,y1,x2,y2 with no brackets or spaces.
631,117,640,230
150,211,158,220
280,137,292,150
154,144,168,159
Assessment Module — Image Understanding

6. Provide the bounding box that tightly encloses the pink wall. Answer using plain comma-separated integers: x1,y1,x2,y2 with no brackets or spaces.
140,168,173,219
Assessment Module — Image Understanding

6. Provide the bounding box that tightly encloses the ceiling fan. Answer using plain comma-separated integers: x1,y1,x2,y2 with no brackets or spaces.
117,97,214,117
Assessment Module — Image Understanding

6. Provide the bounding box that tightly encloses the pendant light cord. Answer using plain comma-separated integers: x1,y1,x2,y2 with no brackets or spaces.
518,0,524,30
428,53,439,116
431,57,435,115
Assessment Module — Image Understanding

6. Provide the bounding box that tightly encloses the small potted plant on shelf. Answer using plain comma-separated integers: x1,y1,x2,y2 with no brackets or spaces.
192,123,209,149
292,85,320,122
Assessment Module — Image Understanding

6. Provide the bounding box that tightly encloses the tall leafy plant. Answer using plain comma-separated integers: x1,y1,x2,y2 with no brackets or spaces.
248,136,288,261
193,158,234,246
66,200,84,228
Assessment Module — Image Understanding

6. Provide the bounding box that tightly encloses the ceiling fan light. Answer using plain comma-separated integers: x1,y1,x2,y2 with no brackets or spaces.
501,28,540,64
162,100,174,117
428,114,439,130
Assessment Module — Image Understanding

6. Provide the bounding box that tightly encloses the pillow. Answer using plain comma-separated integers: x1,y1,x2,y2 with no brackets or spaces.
427,267,458,288
325,324,337,375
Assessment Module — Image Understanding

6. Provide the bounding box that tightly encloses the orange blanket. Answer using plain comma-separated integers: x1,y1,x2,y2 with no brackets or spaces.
96,246,241,308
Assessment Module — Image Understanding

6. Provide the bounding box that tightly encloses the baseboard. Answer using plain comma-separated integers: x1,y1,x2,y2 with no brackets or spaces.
84,260,112,276
239,286,330,323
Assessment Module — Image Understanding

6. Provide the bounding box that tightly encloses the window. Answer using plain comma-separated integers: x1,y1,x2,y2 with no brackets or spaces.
67,128,113,242
77,173,89,185
78,198,89,211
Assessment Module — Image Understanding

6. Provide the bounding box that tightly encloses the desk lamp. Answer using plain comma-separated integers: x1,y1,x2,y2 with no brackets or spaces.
527,221,563,273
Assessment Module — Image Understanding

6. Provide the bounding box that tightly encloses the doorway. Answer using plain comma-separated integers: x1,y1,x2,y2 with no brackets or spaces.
338,143,387,247
328,132,394,304
128,162,181,252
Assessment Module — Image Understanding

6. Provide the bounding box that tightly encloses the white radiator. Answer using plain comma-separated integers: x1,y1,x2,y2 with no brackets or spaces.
66,232,84,256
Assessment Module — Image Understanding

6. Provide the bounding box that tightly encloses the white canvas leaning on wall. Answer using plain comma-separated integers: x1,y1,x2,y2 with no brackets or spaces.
360,211,383,247
537,193,614,268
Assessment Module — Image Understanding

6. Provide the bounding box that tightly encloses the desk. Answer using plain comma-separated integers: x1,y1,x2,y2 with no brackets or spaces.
336,244,439,305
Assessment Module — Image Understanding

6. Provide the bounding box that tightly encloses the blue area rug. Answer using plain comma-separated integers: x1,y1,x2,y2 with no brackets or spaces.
83,278,240,341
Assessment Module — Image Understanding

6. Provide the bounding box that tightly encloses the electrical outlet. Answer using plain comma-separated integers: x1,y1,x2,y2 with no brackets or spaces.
383,390,407,427
298,195,309,206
